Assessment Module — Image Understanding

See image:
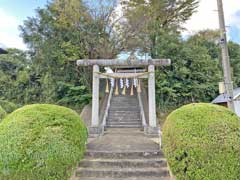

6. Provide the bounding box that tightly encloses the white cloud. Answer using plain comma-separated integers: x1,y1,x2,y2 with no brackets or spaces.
0,8,27,50
183,0,240,36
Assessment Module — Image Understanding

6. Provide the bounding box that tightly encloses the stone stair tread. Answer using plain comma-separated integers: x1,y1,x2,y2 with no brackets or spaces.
107,118,141,120
108,114,140,115
76,167,170,178
74,177,171,180
107,124,141,126
107,119,140,120
81,158,167,163
86,150,162,153
109,112,140,113
106,125,142,128
107,116,140,118
107,121,141,124
79,158,167,167
107,121,141,123
85,150,164,158
108,112,140,113
107,119,141,120
110,109,138,110
108,116,140,118
77,167,168,171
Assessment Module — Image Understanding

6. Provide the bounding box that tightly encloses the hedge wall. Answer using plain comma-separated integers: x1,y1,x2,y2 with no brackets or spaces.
0,104,88,180
163,103,240,180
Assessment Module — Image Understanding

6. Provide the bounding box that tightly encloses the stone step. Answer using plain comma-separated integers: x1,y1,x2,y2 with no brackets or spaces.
104,128,143,135
110,103,138,105
108,114,141,120
104,131,144,136
109,111,140,114
110,100,138,102
79,158,167,168
76,167,169,178
110,105,138,107
107,123,141,127
107,121,141,125
111,99,138,102
109,108,140,114
111,102,138,104
106,124,142,128
108,115,140,117
85,151,164,159
74,177,171,180
109,108,140,111
108,112,140,114
107,119,141,123
111,101,138,103
111,100,138,103
108,116,140,119
112,97,138,99
111,100,138,102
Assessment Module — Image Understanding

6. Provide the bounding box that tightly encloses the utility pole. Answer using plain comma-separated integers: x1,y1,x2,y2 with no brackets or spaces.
217,0,235,111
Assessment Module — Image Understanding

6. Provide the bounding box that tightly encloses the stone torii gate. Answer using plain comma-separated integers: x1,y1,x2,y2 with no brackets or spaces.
77,58,171,135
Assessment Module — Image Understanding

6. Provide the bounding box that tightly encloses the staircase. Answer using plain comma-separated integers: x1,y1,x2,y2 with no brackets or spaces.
72,129,171,180
106,94,142,128
71,93,171,180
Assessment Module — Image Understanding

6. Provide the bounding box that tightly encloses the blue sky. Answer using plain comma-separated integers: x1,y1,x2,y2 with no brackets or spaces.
0,0,48,49
0,0,239,50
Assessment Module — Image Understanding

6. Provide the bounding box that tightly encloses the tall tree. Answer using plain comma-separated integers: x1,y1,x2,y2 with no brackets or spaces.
19,0,118,104
120,0,199,52
153,32,221,110
228,41,240,87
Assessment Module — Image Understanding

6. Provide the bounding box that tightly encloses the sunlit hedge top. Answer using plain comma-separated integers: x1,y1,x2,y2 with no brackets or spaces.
0,104,88,180
163,103,240,180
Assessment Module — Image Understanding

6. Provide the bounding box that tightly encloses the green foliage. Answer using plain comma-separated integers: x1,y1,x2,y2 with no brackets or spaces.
154,31,221,110
122,0,199,50
0,106,7,121
1,2,240,116
0,49,31,104
162,103,240,180
15,0,118,106
56,82,92,109
0,104,88,180
229,41,240,87
0,100,18,113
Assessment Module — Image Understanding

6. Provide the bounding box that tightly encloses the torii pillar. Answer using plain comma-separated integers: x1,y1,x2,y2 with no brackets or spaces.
77,58,171,136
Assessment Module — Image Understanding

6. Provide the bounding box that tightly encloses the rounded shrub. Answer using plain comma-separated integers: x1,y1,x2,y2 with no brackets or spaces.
0,106,7,121
0,104,87,180
163,103,240,180
0,100,18,113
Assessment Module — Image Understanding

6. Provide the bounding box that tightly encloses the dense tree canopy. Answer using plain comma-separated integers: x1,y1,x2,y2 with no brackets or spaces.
0,0,240,113
120,0,199,51
152,30,222,110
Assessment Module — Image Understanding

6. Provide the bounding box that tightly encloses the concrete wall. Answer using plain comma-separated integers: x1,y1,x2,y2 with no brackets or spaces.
80,92,109,128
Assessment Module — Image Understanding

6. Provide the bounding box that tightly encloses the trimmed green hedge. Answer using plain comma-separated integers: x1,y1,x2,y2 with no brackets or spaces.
0,104,88,180
0,100,18,113
0,106,7,121
163,103,240,180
